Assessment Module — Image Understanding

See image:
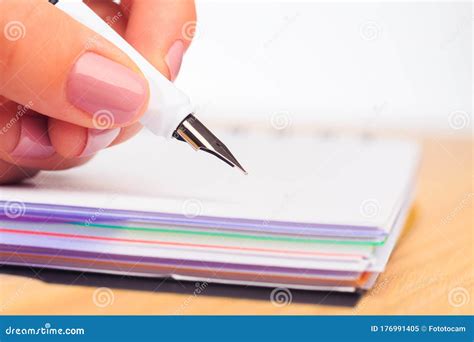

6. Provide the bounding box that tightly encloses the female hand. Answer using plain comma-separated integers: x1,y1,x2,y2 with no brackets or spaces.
0,0,196,184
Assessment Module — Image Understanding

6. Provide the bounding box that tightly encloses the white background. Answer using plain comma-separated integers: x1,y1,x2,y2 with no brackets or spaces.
177,0,472,135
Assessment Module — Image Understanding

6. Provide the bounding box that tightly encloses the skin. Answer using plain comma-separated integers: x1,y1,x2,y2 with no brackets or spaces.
0,0,196,184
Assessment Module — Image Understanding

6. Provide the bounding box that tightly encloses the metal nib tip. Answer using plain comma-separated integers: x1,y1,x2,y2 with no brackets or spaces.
173,114,248,175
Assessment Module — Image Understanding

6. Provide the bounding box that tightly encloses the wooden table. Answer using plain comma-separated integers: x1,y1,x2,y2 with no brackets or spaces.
1,135,472,315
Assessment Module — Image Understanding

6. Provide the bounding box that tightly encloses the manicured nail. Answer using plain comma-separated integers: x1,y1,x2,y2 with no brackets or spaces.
67,52,148,125
79,128,121,157
165,40,185,81
11,116,55,159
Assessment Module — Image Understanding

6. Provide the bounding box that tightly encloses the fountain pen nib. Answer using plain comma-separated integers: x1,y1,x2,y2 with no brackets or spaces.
173,114,247,175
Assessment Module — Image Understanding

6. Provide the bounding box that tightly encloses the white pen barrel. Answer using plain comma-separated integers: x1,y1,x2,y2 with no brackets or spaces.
55,0,194,138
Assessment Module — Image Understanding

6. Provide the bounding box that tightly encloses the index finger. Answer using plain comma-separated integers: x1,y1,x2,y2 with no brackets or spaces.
0,0,149,128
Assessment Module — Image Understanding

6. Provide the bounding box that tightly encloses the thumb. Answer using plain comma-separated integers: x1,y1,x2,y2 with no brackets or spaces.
0,0,149,129
121,0,196,81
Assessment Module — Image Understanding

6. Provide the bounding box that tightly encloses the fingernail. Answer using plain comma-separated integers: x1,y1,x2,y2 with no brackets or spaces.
11,116,55,159
165,40,185,81
67,52,148,125
79,128,121,157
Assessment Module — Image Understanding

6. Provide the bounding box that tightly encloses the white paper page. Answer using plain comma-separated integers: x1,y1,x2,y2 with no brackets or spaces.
0,131,420,233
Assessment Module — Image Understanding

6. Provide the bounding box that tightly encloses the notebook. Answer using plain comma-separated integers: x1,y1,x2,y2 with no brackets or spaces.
0,128,420,292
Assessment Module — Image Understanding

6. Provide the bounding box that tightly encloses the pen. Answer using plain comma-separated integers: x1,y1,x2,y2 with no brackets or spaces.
48,0,247,174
